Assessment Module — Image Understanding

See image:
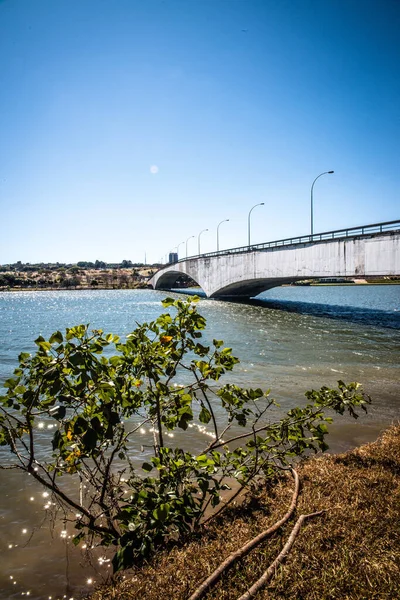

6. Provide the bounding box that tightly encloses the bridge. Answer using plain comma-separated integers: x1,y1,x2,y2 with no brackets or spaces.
149,220,400,299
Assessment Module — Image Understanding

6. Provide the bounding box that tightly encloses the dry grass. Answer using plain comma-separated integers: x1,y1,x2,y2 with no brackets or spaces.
88,424,400,600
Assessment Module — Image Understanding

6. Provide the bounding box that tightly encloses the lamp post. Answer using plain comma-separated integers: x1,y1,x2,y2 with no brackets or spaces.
198,229,208,255
176,241,184,259
186,235,195,258
310,171,334,236
248,203,264,247
217,219,229,252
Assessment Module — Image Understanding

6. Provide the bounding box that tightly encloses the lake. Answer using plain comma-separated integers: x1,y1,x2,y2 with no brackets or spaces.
0,285,399,599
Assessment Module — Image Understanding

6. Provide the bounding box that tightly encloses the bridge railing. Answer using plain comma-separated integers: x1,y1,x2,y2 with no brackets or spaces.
174,219,400,263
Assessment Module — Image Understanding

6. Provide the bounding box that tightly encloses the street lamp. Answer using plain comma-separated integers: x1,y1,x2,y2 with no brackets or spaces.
248,203,264,247
311,171,334,236
176,241,184,259
186,235,195,258
198,229,208,255
217,219,229,252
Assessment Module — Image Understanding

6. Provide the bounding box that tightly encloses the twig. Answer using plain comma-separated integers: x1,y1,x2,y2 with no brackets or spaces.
192,368,219,442
204,420,232,452
99,427,125,507
209,425,271,451
237,509,324,600
188,468,299,600
201,454,279,528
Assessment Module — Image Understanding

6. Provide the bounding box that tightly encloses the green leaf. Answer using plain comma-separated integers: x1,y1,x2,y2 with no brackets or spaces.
220,347,232,355
198,479,209,493
52,429,63,451
142,462,153,472
199,406,211,424
109,356,122,366
161,297,175,307
196,454,208,464
82,427,97,450
49,331,63,344
3,377,18,390
112,544,134,573
152,503,170,522
14,385,26,395
38,341,52,352
51,406,66,420
72,531,85,546
73,416,88,435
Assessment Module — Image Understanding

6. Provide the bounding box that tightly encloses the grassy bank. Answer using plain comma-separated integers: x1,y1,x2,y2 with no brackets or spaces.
89,424,400,600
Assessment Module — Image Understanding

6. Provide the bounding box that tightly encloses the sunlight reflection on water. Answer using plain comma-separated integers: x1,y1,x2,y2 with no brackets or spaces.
0,287,399,599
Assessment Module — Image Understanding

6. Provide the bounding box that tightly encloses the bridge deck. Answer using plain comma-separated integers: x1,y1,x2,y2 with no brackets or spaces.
180,219,400,263
150,220,400,299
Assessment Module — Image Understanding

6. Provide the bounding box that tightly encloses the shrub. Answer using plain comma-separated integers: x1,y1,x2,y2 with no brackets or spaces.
0,297,370,571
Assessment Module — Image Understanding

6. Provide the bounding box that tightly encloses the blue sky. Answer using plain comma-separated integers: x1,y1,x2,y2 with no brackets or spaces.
1,0,399,264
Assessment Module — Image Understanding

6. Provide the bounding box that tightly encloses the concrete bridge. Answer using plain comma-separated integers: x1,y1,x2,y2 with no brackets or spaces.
149,221,400,299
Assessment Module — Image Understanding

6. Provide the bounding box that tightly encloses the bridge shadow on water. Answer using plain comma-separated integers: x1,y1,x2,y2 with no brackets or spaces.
237,298,400,330
170,288,400,330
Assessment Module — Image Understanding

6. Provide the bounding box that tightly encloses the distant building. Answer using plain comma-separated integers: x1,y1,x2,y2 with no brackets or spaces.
169,252,178,263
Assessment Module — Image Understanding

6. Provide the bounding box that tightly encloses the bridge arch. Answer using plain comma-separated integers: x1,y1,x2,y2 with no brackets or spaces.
208,277,305,298
151,263,306,299
153,269,204,293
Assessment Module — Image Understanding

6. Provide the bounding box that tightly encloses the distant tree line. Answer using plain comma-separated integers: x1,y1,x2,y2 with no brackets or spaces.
0,273,82,289
0,265,161,290
0,260,161,272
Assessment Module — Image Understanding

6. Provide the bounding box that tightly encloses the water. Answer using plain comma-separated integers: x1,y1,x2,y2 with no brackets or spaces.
0,286,399,599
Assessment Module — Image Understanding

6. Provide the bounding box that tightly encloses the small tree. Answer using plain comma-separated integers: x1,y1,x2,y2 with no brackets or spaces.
0,297,369,571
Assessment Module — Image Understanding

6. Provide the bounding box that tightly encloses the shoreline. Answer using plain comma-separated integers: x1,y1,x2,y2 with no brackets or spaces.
1,281,400,293
0,284,150,292
89,423,400,600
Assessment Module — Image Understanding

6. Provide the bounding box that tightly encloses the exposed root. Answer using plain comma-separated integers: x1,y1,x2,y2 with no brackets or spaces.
188,468,299,600
237,510,324,600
